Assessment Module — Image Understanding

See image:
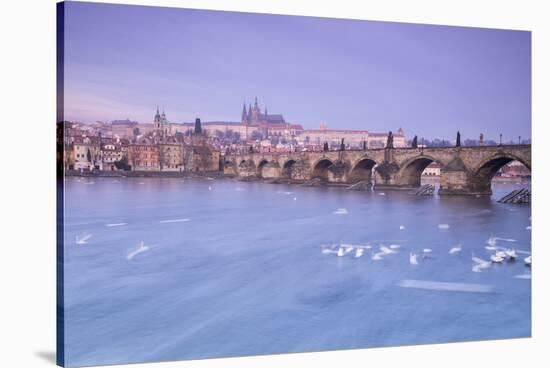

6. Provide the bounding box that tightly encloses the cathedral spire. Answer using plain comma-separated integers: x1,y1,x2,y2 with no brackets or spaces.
154,105,161,123
254,96,259,110
241,102,248,123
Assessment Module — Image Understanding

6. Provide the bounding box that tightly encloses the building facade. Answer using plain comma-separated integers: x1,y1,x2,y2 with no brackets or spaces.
128,138,160,171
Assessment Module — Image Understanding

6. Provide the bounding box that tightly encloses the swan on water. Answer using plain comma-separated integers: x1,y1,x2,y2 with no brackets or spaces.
472,255,491,272
127,241,149,260
449,244,462,254
355,248,364,258
524,256,532,266
76,234,92,245
399,225,405,230
372,252,384,261
423,248,432,253
490,254,505,263
380,246,396,255
409,252,419,265
505,249,517,259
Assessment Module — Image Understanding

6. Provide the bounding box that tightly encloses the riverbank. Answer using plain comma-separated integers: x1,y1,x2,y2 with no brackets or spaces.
64,170,224,179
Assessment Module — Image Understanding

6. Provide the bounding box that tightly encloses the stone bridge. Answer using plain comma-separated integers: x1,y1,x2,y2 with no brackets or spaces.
223,145,531,195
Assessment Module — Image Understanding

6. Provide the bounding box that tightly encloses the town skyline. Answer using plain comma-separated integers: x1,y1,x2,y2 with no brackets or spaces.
63,2,531,141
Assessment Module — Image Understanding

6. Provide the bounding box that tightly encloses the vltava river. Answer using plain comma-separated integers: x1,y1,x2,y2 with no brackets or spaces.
62,177,531,366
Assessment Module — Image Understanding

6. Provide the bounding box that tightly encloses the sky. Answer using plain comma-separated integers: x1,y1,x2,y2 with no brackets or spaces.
62,1,531,141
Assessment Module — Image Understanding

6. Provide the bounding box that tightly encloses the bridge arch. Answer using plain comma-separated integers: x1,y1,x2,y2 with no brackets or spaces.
281,159,297,179
397,155,443,187
471,153,531,194
223,160,238,176
311,158,334,182
257,159,269,178
239,159,255,169
349,157,378,183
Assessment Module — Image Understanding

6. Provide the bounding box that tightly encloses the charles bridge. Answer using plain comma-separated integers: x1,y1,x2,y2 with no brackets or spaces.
223,145,531,195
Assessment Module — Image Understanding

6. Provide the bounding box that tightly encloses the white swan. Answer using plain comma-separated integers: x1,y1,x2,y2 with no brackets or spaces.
505,249,517,259
355,248,364,258
372,252,384,261
337,247,345,257
524,255,532,266
409,252,419,265
472,255,491,272
423,248,432,253
449,244,462,254
490,254,505,263
380,246,396,255
75,234,92,245
321,248,338,255
127,241,149,260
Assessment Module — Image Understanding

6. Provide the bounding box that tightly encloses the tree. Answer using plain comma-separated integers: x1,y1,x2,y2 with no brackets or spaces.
86,148,92,163
456,131,461,147
412,135,418,148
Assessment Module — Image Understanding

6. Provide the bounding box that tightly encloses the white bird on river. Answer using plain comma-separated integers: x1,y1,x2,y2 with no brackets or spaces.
505,249,517,259
449,244,462,254
409,252,419,265
355,248,364,258
524,255,532,266
472,255,491,272
490,254,505,263
76,234,92,245
380,246,396,255
127,241,150,260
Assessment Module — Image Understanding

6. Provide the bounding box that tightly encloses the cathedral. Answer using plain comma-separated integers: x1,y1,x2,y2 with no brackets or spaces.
241,97,286,126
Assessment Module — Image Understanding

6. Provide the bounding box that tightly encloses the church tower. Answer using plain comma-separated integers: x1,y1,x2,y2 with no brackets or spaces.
154,106,161,131
241,102,248,124
251,96,260,123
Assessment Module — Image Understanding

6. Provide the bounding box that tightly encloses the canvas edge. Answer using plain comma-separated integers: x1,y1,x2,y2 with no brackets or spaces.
56,1,66,367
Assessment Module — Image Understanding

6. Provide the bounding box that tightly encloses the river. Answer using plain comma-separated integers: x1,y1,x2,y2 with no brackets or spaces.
61,177,531,366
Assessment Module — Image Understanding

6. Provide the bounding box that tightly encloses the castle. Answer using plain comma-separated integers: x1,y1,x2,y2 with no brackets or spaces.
241,97,286,127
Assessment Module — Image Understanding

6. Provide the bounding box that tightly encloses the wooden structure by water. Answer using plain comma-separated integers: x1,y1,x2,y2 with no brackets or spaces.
346,181,371,191
414,184,435,196
497,188,531,204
